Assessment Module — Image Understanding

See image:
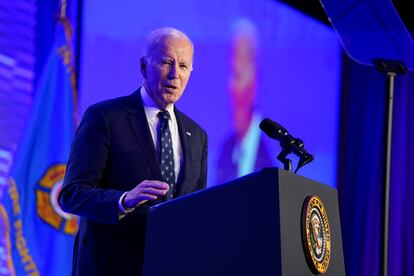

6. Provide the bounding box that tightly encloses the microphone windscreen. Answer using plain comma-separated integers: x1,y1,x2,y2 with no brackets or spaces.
259,118,287,140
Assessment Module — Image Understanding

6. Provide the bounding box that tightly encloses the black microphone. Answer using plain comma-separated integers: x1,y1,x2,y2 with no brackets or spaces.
259,118,288,141
259,118,314,172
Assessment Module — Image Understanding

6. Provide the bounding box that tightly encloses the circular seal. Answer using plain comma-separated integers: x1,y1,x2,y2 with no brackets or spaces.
301,195,331,274
36,164,78,235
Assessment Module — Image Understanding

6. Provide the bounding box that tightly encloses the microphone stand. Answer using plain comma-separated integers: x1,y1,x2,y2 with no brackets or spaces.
277,148,292,172
374,59,406,276
259,118,314,174
276,138,314,173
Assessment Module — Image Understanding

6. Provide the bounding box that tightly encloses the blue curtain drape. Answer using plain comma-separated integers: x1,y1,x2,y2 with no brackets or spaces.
338,55,414,276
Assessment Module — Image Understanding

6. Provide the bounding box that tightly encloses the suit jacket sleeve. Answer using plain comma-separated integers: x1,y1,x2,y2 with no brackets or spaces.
199,129,208,190
58,105,124,224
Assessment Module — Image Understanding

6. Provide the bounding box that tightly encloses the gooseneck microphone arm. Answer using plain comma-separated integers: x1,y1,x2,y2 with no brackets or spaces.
259,118,314,173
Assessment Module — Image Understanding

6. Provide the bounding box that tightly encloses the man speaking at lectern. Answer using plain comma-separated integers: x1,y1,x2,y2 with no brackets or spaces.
58,27,208,276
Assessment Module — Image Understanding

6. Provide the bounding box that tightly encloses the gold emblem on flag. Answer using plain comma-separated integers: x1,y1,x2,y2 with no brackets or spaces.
36,164,78,235
301,195,331,274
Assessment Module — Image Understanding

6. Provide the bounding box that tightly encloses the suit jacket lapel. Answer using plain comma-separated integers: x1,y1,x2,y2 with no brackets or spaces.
126,89,162,178
175,108,191,195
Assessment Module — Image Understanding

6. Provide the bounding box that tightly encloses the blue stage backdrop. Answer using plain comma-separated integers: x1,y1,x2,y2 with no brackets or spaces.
79,0,342,187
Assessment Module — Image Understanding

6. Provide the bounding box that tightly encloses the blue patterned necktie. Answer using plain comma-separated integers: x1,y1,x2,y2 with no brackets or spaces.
157,110,175,200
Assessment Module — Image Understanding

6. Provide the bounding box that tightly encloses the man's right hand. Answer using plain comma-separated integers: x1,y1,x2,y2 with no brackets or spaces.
123,180,169,209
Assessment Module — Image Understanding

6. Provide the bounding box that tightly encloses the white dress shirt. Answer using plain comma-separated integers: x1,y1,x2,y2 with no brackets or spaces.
118,87,183,216
140,86,183,180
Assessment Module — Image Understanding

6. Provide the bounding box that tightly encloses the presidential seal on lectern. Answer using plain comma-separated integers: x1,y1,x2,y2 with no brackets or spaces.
302,195,331,274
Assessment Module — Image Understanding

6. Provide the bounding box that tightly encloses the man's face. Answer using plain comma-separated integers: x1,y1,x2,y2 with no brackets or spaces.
142,36,193,109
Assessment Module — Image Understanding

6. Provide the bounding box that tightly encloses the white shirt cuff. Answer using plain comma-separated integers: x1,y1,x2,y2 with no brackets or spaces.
118,191,135,216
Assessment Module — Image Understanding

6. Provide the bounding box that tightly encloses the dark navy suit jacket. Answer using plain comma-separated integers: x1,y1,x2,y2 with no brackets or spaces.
58,89,208,276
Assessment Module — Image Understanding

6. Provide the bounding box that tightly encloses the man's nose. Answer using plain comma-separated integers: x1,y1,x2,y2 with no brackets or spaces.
168,62,179,79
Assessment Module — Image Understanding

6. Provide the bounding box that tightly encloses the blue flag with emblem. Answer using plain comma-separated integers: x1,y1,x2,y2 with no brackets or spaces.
2,7,78,276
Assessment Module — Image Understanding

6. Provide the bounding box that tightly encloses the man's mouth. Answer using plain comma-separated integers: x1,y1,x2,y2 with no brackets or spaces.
164,84,178,90
164,84,177,93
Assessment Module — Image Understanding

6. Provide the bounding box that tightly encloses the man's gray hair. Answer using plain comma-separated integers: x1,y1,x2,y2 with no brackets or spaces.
142,27,194,60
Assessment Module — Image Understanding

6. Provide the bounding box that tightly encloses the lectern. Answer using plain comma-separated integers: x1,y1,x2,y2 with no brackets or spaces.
143,168,345,275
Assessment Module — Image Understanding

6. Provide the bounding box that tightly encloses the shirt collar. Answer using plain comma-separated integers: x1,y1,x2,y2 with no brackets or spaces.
141,86,175,121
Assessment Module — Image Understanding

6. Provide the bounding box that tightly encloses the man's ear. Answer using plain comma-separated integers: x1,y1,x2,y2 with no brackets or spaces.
140,57,147,79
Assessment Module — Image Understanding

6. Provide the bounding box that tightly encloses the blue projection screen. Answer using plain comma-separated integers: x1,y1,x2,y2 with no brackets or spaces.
79,0,341,187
